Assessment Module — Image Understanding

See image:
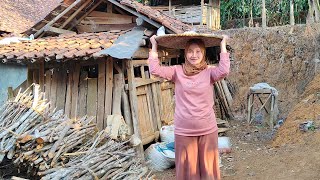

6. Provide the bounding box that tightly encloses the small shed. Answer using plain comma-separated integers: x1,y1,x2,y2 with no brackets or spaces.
0,0,190,146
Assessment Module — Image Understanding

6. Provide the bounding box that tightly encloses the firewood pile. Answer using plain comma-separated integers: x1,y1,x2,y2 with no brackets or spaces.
0,84,153,179
40,131,153,179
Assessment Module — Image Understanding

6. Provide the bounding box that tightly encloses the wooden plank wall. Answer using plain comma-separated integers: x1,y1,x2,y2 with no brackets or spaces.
23,58,175,145
128,60,174,145
33,59,113,130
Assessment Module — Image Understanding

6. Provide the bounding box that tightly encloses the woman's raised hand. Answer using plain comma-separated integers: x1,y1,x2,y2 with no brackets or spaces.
220,35,229,53
150,35,158,52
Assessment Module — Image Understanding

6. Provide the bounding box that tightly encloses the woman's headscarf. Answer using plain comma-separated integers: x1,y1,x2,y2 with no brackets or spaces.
183,39,207,76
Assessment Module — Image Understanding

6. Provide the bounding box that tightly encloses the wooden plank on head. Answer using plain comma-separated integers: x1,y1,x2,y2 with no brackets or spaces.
87,78,98,123
65,66,73,118
77,70,88,117
104,57,113,126
56,67,68,112
97,60,106,130
70,63,81,118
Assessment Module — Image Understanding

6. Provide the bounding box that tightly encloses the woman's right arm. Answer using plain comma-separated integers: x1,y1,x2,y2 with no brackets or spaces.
148,35,176,81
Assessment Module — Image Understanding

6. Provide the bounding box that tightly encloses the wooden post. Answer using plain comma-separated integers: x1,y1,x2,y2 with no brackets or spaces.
107,1,113,13
27,68,33,87
97,60,106,130
112,74,123,115
65,66,73,117
87,78,98,123
70,63,81,118
247,93,252,124
56,67,68,112
290,0,295,25
77,70,88,117
39,60,45,89
122,88,133,135
7,87,14,100
104,57,113,127
262,0,267,28
127,60,144,159
270,95,275,129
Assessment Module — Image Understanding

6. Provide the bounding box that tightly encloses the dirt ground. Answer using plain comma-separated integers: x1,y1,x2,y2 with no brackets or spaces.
153,74,320,180
154,119,320,180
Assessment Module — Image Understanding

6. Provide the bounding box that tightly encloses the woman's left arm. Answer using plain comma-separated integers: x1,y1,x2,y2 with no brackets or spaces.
210,35,230,82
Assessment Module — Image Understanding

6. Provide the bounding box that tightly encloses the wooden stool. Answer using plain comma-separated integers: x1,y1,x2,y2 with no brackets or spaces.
247,89,276,129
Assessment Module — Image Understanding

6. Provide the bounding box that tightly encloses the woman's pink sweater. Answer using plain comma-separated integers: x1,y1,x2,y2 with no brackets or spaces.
148,52,230,136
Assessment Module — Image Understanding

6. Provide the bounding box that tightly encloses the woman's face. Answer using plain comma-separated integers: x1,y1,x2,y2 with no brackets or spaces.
185,43,204,65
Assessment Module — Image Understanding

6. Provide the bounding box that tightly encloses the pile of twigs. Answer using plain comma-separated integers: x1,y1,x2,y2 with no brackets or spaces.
0,84,153,179
0,84,49,162
40,131,153,179
15,112,96,172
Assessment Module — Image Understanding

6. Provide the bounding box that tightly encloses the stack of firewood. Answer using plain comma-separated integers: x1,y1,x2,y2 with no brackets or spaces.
0,84,49,163
0,84,153,179
39,131,153,179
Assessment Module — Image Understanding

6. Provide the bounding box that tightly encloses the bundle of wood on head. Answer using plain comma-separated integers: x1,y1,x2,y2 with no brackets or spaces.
0,84,153,179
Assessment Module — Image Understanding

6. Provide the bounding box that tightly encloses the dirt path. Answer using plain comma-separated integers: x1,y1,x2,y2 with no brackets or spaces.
154,120,320,180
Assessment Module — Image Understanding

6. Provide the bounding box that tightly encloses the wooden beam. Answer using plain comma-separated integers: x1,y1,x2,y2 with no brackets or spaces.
104,57,113,123
34,0,82,38
60,0,93,28
97,60,106,130
82,16,133,24
112,74,123,115
69,0,104,30
106,0,174,33
70,63,81,118
56,67,68,111
44,26,76,34
107,1,113,13
39,60,45,88
87,78,98,123
76,23,135,33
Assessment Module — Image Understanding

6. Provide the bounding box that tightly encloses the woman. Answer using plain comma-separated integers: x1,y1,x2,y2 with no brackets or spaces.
148,34,230,180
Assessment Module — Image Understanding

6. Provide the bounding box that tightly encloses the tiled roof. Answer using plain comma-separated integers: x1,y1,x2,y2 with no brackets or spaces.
120,0,191,33
0,30,129,64
0,0,62,33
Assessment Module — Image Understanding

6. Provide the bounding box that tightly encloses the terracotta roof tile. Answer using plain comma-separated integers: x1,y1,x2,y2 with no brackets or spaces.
120,0,191,33
0,0,62,33
0,30,128,63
